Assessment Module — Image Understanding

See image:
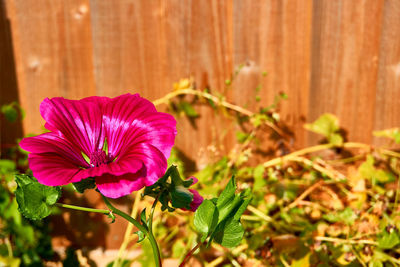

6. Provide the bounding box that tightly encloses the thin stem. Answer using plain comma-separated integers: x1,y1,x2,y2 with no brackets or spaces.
149,195,160,235
179,242,202,267
263,142,370,169
393,175,400,217
5,237,13,258
101,195,162,267
315,236,378,246
284,180,324,212
247,205,273,222
55,203,111,215
113,191,142,267
152,88,284,136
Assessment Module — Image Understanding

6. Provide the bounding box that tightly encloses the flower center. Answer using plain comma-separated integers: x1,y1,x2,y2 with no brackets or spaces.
90,150,108,167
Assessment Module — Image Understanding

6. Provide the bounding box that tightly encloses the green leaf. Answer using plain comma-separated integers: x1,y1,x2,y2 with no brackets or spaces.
179,101,199,118
1,104,18,122
0,159,16,175
374,128,400,144
236,131,249,144
15,174,61,220
216,177,236,208
304,113,339,136
106,259,131,267
213,218,244,248
135,230,146,243
253,165,266,190
322,207,357,225
359,155,395,184
233,189,252,221
194,199,219,242
72,177,95,193
328,133,344,146
194,177,252,248
378,230,400,249
304,113,343,145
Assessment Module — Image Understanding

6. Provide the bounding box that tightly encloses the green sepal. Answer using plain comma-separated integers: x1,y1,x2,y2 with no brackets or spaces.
72,177,96,193
143,165,195,211
135,230,146,243
15,174,61,220
170,186,193,210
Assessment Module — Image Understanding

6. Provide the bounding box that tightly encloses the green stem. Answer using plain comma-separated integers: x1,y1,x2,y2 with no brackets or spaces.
101,195,162,267
56,203,111,215
148,195,160,235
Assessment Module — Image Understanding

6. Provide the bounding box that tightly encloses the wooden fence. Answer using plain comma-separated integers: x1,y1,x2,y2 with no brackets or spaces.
2,0,400,155
1,0,400,250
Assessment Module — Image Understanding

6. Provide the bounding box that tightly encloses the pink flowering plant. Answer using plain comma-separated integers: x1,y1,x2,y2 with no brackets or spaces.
14,94,250,266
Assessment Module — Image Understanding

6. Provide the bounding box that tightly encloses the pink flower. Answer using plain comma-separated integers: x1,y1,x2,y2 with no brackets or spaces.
20,94,176,198
181,177,204,212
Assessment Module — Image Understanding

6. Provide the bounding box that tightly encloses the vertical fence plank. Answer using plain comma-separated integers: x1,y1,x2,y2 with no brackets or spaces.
6,0,95,134
233,0,312,148
308,0,384,145
374,0,400,144
90,0,234,170
0,0,22,155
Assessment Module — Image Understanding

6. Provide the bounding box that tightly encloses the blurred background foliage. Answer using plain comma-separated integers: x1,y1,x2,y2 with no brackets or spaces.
1,73,400,267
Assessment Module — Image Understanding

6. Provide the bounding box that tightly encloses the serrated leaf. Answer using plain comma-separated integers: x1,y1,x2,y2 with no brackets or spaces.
217,177,236,208
15,174,36,186
213,218,244,248
378,230,400,249
72,177,95,193
15,174,61,220
194,199,219,242
233,189,251,221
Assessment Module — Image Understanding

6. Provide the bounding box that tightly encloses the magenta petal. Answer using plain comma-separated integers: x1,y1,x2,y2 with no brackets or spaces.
28,154,83,186
96,170,146,198
125,142,168,186
40,97,104,155
20,132,88,167
74,158,143,181
189,189,204,211
101,94,177,160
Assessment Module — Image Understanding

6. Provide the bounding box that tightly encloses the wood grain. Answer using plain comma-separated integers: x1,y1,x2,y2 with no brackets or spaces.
6,0,95,135
374,0,400,145
233,0,312,148
0,0,22,156
309,0,384,145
